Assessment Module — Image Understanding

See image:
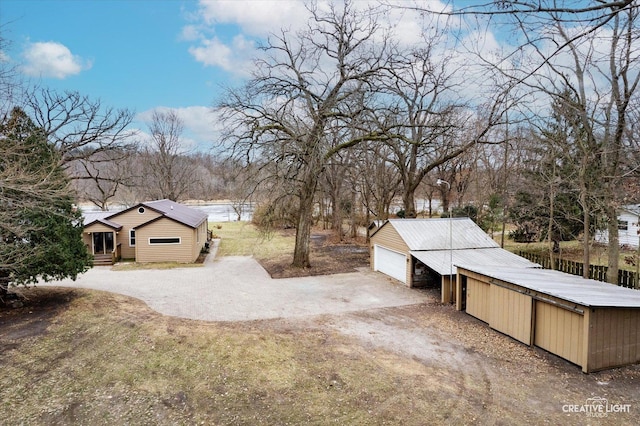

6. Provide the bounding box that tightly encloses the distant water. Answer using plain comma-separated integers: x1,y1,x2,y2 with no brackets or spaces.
191,203,253,222
81,203,253,223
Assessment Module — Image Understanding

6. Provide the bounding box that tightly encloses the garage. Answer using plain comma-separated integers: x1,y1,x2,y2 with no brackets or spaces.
456,265,640,372
373,245,407,284
369,219,538,303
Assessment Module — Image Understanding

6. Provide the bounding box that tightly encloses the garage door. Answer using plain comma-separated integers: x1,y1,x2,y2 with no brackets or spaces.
374,245,407,284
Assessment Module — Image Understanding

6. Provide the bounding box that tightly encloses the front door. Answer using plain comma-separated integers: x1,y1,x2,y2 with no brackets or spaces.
92,232,114,255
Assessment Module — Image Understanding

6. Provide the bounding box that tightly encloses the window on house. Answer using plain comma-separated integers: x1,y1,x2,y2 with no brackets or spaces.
618,220,629,231
130,230,136,247
149,237,181,245
138,207,145,214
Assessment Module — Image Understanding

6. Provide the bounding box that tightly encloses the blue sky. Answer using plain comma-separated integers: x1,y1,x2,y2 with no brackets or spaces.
1,0,495,150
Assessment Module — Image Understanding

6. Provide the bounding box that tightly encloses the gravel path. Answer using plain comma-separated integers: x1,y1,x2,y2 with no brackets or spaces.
42,252,426,322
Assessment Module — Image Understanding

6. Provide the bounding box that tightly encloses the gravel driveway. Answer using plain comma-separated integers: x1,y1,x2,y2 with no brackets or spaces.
42,254,426,321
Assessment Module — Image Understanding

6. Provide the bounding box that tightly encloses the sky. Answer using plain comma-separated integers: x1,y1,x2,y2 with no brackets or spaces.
0,0,503,150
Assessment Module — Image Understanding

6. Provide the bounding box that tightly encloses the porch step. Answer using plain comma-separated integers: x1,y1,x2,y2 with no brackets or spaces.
93,254,113,266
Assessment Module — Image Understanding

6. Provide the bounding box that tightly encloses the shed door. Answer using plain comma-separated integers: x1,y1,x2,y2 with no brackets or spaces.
489,285,533,345
465,278,490,323
374,245,407,284
534,301,584,367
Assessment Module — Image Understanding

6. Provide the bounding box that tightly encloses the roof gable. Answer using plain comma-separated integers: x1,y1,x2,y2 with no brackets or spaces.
82,211,123,230
141,199,208,228
384,218,498,251
620,204,640,217
82,200,208,230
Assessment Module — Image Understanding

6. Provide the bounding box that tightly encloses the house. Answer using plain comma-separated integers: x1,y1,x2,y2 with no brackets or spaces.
595,204,640,248
369,218,538,304
82,200,209,265
456,264,640,372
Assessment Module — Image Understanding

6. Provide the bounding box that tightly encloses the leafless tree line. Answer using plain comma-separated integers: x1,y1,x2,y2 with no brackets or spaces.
215,0,640,276
3,1,639,278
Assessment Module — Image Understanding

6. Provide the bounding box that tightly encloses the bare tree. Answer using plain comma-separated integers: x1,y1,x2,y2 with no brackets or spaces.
71,149,138,210
218,1,392,268
142,110,196,202
25,87,136,170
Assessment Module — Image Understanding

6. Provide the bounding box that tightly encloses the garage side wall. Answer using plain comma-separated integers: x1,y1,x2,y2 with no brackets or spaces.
587,308,640,372
370,224,411,285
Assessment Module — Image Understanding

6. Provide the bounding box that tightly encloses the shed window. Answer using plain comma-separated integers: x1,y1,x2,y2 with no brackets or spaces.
618,220,629,231
149,237,181,245
130,230,136,247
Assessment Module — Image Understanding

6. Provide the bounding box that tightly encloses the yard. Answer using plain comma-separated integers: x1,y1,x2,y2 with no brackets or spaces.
1,223,639,425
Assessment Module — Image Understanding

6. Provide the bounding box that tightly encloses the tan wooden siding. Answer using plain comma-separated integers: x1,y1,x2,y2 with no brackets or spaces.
108,208,162,259
135,219,196,263
82,233,92,250
466,277,490,323
370,224,411,284
534,301,584,367
587,308,640,372
192,220,209,260
490,285,532,345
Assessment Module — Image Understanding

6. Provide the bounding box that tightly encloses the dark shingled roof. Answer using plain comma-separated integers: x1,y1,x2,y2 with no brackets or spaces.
140,199,208,228
82,200,208,230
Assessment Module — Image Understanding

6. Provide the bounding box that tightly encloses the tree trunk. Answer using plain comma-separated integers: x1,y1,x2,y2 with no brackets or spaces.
582,200,591,279
403,189,417,218
292,176,318,268
548,183,556,270
606,205,619,285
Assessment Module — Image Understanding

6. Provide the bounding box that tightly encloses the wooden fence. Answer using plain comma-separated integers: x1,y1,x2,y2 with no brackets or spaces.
517,251,639,290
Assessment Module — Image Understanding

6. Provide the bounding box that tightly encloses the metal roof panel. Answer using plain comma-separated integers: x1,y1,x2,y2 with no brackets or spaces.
411,248,539,276
458,265,640,308
387,218,498,251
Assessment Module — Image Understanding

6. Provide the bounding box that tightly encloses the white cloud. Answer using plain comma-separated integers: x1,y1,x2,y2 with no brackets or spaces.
21,41,91,79
180,24,201,42
196,0,308,35
189,34,256,75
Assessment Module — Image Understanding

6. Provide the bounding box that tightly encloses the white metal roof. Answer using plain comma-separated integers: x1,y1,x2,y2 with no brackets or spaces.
385,218,499,250
458,264,640,308
411,248,539,276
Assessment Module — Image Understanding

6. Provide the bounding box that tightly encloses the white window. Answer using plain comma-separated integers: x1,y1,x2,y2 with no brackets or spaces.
149,237,181,245
129,230,136,247
138,207,145,214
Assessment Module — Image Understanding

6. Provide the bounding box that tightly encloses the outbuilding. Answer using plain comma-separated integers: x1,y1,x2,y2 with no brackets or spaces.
369,218,538,303
456,265,640,372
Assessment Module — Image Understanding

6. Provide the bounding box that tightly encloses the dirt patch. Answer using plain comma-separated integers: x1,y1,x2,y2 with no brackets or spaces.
0,288,79,356
259,229,370,278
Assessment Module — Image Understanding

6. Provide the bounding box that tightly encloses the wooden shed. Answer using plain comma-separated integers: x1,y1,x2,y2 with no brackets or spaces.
456,265,640,373
369,218,537,303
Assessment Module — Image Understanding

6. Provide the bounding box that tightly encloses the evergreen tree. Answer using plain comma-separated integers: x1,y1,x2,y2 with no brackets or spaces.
0,107,92,298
